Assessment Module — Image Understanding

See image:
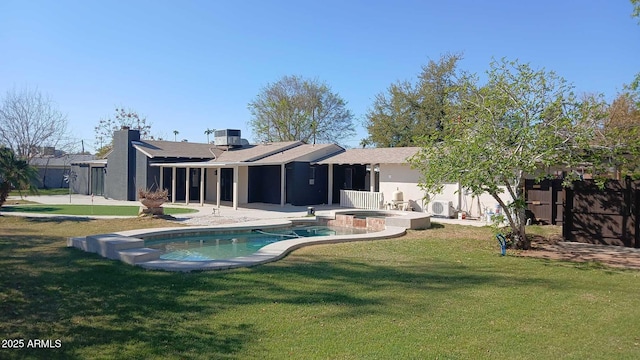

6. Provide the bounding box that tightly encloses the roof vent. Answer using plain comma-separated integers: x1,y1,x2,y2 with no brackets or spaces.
214,129,242,146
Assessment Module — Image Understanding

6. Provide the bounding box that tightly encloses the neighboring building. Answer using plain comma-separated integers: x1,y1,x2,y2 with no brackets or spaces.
30,154,95,189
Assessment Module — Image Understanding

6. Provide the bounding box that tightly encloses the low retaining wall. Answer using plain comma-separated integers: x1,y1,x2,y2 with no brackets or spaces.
318,210,430,231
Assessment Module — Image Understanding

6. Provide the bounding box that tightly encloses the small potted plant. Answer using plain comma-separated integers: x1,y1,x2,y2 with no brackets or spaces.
138,187,168,216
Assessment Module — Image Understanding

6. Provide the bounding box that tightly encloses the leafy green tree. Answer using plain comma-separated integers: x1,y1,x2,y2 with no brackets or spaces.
364,53,462,147
598,93,640,177
248,75,355,145
94,108,151,156
0,147,39,209
410,59,601,250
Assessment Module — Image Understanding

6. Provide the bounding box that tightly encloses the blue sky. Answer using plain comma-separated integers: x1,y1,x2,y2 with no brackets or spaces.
1,0,638,152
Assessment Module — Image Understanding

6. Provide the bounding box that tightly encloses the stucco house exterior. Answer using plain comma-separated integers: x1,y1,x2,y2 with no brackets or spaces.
315,147,511,217
71,128,511,217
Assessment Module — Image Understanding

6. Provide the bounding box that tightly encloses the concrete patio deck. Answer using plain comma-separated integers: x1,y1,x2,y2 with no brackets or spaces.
8,194,491,271
5,194,487,226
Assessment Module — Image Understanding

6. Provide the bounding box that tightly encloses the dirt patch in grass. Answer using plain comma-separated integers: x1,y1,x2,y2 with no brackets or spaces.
408,224,640,271
519,242,640,270
517,226,640,270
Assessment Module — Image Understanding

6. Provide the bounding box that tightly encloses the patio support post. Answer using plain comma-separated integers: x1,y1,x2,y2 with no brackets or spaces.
171,167,176,203
233,166,238,210
185,167,190,205
370,163,375,192
200,167,205,206
280,164,285,206
327,164,333,205
159,166,164,191
216,168,221,208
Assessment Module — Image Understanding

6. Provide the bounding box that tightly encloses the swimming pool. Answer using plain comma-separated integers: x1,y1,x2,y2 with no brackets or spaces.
69,219,408,271
144,226,369,261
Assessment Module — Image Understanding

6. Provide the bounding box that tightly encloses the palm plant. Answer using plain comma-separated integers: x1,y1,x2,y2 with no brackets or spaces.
0,147,39,209
204,128,215,143
173,130,179,142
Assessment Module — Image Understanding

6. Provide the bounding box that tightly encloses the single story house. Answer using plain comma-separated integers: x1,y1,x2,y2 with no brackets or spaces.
71,128,511,216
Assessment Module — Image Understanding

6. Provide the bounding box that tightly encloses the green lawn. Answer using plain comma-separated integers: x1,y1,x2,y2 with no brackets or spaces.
9,188,70,196
0,204,197,216
1,217,639,359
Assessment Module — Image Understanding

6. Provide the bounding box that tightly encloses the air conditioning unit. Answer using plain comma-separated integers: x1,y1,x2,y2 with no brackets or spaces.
431,200,453,218
214,129,242,146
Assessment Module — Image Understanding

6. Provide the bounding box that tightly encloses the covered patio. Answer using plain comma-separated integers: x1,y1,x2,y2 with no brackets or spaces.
153,162,288,210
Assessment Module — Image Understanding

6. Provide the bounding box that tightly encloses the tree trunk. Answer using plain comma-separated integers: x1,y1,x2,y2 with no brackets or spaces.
512,209,530,250
491,192,530,250
0,182,10,209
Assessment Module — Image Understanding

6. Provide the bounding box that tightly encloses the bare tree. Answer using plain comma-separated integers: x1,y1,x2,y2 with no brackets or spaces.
0,87,69,161
94,107,152,156
94,107,151,144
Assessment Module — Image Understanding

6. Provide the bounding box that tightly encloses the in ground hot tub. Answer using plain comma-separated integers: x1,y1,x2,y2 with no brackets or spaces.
319,209,430,231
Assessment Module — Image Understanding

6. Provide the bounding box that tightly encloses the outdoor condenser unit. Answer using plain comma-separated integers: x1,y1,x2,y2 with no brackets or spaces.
214,129,242,146
431,200,453,217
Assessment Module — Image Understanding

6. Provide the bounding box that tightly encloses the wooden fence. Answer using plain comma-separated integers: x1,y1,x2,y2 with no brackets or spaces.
526,177,639,248
563,178,639,248
525,179,565,226
340,190,383,210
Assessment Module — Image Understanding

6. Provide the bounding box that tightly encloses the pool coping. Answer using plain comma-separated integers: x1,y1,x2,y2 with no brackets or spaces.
68,219,407,272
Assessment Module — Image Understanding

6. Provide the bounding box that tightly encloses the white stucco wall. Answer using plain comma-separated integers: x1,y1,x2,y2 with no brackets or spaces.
378,163,513,217
205,168,217,201
430,184,512,218
378,164,426,211
238,166,248,204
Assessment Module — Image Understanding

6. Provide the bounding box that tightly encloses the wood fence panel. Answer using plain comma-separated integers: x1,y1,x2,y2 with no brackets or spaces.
563,178,639,248
526,179,564,225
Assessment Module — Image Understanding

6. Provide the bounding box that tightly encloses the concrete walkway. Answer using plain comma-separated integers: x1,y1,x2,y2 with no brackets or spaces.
5,193,488,226
4,194,347,223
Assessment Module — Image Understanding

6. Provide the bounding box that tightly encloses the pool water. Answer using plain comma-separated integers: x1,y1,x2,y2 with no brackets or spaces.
144,226,368,261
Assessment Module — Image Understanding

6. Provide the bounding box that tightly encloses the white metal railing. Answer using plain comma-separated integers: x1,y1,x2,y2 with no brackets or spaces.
340,190,383,209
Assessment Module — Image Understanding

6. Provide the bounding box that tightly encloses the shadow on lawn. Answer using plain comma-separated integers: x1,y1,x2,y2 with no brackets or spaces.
22,216,92,224
1,236,258,359
0,232,567,359
1,205,64,213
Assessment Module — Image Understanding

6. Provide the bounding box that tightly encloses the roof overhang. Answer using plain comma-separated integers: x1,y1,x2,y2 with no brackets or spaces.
70,159,108,166
150,162,275,168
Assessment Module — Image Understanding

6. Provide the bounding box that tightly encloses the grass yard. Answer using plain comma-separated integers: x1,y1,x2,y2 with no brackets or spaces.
1,216,639,359
9,188,70,197
0,204,197,216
